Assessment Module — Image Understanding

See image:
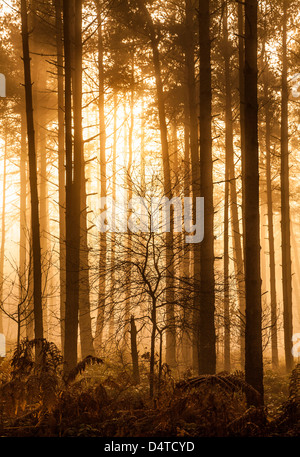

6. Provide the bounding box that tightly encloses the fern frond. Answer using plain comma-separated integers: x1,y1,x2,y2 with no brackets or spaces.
176,372,261,403
65,355,104,384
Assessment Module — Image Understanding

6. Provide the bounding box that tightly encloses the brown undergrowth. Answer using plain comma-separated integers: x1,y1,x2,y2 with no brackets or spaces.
0,339,298,437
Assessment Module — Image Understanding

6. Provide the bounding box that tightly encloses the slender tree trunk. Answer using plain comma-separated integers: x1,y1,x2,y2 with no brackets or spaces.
130,315,140,384
55,0,66,354
21,0,43,341
281,0,294,372
63,0,81,374
150,295,157,399
265,117,279,368
0,132,7,334
198,0,216,375
125,62,135,350
140,94,146,196
109,91,118,342
244,0,264,404
223,146,230,372
184,0,200,371
181,80,192,368
77,14,94,359
223,6,231,371
95,6,107,352
238,0,246,367
79,166,95,358
19,111,27,340
38,117,49,339
223,1,246,371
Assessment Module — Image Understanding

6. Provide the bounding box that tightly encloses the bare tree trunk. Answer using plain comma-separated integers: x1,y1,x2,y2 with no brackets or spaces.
21,0,43,341
63,0,81,374
19,111,27,340
223,172,230,373
130,315,140,384
79,165,95,358
0,131,7,334
140,94,146,196
181,81,192,368
95,5,107,352
223,1,246,371
265,102,279,367
38,117,49,339
198,0,216,375
281,0,293,372
77,8,95,359
223,2,232,373
124,62,135,351
109,91,118,342
244,0,264,404
150,295,157,399
184,0,201,371
238,0,246,368
55,0,66,354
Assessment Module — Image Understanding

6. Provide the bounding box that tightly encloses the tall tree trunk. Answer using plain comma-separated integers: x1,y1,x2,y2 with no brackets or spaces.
30,0,49,341
95,5,107,352
181,79,192,368
223,1,246,371
184,0,201,371
109,91,118,342
238,0,246,367
265,104,279,368
0,132,7,334
140,94,146,196
125,62,134,350
77,13,94,360
223,150,230,372
55,0,66,354
281,0,293,372
38,117,49,339
63,0,81,374
223,1,232,372
79,164,95,358
19,111,27,340
198,0,216,375
244,0,264,404
21,0,43,341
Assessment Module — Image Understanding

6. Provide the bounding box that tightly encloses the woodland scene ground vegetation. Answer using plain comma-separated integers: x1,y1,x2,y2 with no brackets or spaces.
0,0,300,439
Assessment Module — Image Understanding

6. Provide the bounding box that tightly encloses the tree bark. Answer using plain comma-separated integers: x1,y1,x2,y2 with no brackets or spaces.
0,131,7,334
244,0,264,404
63,0,81,374
238,0,246,367
281,0,294,372
261,41,278,367
130,315,140,384
198,0,216,375
21,0,43,342
184,0,199,371
19,111,27,340
95,5,107,353
55,0,66,354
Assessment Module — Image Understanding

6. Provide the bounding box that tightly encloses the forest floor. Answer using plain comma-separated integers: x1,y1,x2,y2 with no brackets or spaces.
0,340,299,438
